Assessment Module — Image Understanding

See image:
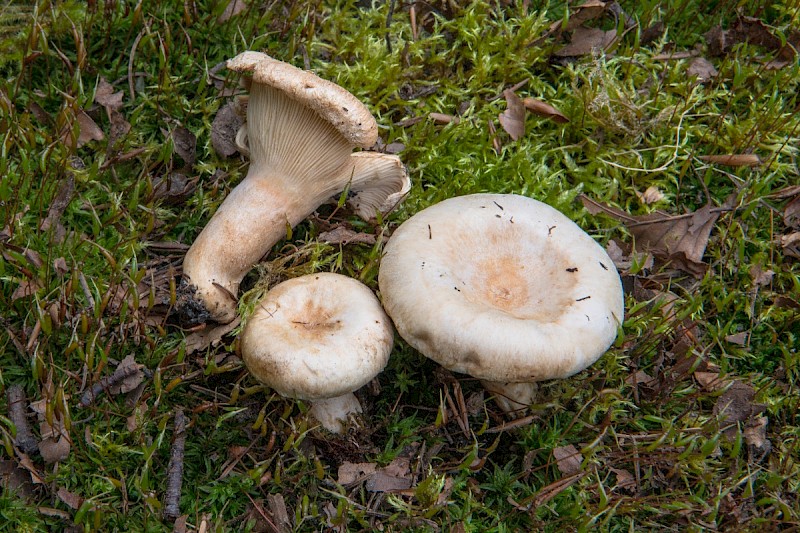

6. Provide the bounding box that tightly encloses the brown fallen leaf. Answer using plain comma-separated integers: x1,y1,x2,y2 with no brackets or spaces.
686,57,718,82
108,355,145,395
1,460,34,499
609,467,636,493
429,112,459,125
713,381,764,439
211,101,244,158
694,371,729,392
151,173,197,205
75,111,105,147
318,226,377,246
217,0,248,23
545,0,608,37
749,264,774,287
636,185,665,205
554,27,616,57
57,487,85,510
168,126,197,168
782,195,800,230
94,77,124,112
744,415,771,462
552,444,582,476
724,331,748,346
522,97,569,123
38,418,70,464
184,317,241,354
498,89,526,140
698,154,761,167
365,457,412,492
11,279,42,300
337,462,377,485
581,195,726,277
780,232,800,259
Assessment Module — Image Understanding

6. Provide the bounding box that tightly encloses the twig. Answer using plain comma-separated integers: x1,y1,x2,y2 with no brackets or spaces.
78,363,142,408
385,0,395,53
163,408,187,522
6,385,38,455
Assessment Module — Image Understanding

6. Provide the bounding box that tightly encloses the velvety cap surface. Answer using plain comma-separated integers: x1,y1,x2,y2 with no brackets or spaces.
378,193,624,383
241,273,393,400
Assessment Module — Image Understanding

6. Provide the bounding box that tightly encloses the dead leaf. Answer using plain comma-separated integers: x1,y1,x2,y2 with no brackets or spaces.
38,419,70,463
169,127,196,168
554,27,616,57
609,467,636,492
781,232,800,259
636,185,665,205
749,264,774,287
76,111,105,147
318,226,377,245
582,195,724,276
108,110,131,145
429,112,459,125
211,102,244,158
1,460,34,499
782,195,800,229
94,78,124,112
365,458,412,492
337,462,377,485
151,173,196,205
57,487,85,510
498,90,526,140
698,154,761,167
522,97,569,123
625,370,655,388
266,493,292,533
744,415,771,462
184,317,241,354
713,381,763,438
694,371,729,392
217,0,248,23
108,355,145,395
605,239,654,274
545,0,607,36
533,472,583,507
725,332,748,346
11,279,42,300
686,57,718,82
552,444,582,476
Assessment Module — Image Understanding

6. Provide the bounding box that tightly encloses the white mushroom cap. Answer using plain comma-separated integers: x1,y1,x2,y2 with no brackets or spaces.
227,51,378,148
378,193,624,384
241,273,393,402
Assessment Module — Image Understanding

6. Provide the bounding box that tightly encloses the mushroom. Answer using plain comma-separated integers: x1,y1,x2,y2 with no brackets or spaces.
180,51,409,324
378,193,624,414
240,272,393,433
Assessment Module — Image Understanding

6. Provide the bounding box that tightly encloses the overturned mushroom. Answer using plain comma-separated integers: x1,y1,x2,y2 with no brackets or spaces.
240,273,393,433
378,194,624,414
180,51,408,324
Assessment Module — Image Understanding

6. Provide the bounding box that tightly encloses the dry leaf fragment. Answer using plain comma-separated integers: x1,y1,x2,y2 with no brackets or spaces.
749,264,774,287
184,317,241,354
782,195,800,229
217,0,247,23
429,112,459,125
337,462,377,485
38,418,70,464
552,444,582,476
744,415,771,462
318,226,377,245
694,371,729,392
11,279,42,300
169,126,197,168
365,457,413,492
75,111,105,147
554,27,616,57
581,195,724,277
713,381,764,438
724,331,748,346
698,154,761,167
57,487,85,510
94,78,124,112
636,185,665,205
108,355,145,395
780,232,800,259
522,97,569,123
609,467,636,492
0,460,34,499
686,57,718,82
210,102,244,158
498,89,526,140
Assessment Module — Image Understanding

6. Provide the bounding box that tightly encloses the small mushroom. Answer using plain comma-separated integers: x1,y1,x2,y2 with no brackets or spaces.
378,193,624,414
180,51,408,324
240,273,393,433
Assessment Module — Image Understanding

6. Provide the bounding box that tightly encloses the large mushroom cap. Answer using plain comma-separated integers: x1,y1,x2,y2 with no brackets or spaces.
241,273,393,400
378,193,624,383
227,51,378,148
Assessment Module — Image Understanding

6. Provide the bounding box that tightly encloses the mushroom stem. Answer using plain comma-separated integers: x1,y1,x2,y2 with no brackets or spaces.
480,380,538,416
309,393,363,434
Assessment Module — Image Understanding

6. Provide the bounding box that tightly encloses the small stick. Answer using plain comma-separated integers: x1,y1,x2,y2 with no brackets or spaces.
163,408,187,522
79,363,142,408
6,385,38,455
